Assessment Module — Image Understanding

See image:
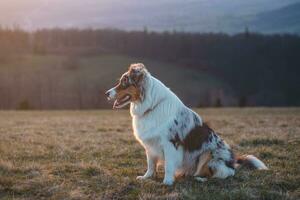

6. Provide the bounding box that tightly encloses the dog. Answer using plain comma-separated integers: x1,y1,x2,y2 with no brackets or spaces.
105,63,268,185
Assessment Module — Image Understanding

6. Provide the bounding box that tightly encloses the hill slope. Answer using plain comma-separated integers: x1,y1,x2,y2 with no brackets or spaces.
0,54,232,109
247,3,300,33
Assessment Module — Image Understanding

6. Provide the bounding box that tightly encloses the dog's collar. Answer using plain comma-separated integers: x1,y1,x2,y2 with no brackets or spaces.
142,98,165,117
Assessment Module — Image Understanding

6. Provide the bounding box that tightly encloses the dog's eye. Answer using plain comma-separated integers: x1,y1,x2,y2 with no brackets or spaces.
122,76,128,86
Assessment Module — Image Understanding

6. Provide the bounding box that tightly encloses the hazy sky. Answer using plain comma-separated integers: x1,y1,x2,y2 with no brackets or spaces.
0,0,299,32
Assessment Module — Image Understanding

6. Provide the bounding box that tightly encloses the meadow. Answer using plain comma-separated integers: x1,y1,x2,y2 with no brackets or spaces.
0,108,299,199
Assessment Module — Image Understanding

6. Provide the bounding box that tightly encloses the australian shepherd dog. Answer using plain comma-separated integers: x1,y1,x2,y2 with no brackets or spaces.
105,63,268,185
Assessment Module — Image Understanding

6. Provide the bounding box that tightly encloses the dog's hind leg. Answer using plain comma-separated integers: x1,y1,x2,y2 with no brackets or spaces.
193,151,213,182
208,159,235,179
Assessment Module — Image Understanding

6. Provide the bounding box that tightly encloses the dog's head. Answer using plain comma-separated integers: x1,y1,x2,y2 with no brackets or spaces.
105,63,147,109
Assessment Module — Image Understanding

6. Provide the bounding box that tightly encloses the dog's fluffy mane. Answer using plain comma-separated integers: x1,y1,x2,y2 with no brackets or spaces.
130,64,184,118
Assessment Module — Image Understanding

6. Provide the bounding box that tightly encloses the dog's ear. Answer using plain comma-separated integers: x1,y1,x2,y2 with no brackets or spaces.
129,63,147,85
129,63,147,74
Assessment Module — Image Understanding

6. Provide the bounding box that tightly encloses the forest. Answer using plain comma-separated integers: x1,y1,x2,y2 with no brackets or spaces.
0,27,299,109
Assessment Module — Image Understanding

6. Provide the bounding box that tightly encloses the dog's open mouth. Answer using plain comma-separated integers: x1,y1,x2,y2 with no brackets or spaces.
113,94,131,109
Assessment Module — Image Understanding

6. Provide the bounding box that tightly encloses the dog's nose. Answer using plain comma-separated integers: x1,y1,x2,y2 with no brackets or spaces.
105,91,110,97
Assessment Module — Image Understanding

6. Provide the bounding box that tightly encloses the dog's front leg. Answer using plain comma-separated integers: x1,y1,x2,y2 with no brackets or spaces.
137,151,156,180
163,142,181,185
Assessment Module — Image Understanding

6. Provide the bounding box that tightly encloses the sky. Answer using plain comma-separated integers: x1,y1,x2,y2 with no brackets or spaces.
0,0,299,33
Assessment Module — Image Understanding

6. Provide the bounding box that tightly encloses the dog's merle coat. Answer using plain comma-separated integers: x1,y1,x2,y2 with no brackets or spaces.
106,63,268,185
166,108,235,177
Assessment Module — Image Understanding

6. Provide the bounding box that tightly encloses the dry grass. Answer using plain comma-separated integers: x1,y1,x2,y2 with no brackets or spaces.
0,108,299,200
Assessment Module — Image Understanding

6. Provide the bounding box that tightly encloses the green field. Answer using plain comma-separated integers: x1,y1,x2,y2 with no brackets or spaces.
0,54,228,109
0,108,299,199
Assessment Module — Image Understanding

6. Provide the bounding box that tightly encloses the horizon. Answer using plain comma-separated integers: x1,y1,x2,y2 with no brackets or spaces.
0,0,299,34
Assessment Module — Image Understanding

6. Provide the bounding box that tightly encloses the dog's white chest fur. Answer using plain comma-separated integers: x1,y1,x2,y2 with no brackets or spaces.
131,102,176,161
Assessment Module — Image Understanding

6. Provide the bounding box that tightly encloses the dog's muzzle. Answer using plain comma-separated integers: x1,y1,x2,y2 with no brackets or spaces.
105,88,116,100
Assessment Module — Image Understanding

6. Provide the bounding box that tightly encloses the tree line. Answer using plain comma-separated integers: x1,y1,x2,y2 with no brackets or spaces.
0,27,299,108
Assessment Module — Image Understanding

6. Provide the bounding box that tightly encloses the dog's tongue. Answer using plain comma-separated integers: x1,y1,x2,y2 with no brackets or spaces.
112,95,131,109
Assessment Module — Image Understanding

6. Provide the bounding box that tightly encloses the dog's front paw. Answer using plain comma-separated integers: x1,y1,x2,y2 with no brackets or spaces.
194,177,208,182
163,178,174,186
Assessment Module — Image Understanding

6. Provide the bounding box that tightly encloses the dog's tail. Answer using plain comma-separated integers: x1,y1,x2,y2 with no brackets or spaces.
235,155,268,170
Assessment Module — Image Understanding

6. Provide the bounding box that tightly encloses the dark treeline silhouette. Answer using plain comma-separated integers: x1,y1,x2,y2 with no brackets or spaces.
0,27,299,109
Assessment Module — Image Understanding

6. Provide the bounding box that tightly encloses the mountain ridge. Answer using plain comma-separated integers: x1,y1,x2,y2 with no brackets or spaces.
0,0,299,33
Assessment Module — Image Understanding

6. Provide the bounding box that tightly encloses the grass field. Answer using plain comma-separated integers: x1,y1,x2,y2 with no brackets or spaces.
0,108,299,199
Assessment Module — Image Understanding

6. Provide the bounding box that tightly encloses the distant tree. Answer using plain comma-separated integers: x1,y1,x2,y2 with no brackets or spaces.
18,100,31,110
244,26,250,38
239,96,247,107
215,98,222,107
